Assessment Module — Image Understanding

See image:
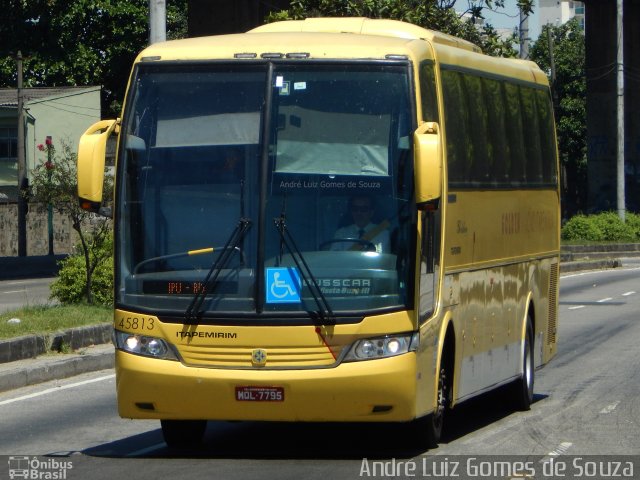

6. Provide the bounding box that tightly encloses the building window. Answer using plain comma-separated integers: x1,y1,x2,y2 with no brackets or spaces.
0,127,18,186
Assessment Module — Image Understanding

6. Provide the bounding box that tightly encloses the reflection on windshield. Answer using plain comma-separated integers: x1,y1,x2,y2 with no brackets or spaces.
117,62,416,318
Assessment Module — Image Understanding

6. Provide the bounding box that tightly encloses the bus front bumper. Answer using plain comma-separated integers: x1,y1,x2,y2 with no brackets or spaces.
115,350,418,422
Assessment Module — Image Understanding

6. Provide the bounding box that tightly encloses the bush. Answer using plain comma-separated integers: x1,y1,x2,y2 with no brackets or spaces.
624,212,640,240
591,212,636,242
50,234,114,306
561,214,604,242
562,211,640,242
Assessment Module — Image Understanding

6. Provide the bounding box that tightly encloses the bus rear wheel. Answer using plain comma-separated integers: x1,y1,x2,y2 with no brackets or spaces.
161,420,207,449
510,316,534,411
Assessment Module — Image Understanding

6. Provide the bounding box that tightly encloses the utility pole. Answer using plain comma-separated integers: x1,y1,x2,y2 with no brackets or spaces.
16,51,27,257
616,0,625,221
519,6,530,59
149,0,166,45
547,26,557,105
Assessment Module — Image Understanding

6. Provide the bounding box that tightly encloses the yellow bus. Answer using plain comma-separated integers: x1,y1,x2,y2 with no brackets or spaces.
77,17,560,449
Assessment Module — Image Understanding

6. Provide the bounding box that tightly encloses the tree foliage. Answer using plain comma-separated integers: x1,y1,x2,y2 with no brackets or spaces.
0,0,187,117
530,19,586,216
266,0,534,57
28,139,113,305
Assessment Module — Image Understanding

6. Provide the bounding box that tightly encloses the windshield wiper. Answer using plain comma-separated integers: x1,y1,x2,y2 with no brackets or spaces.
185,218,252,324
273,215,335,325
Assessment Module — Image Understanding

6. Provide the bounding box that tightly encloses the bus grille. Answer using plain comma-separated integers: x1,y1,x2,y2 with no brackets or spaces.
176,344,340,368
547,262,559,345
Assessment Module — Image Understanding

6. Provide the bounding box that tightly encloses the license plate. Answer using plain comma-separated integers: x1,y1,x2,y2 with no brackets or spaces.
235,386,284,402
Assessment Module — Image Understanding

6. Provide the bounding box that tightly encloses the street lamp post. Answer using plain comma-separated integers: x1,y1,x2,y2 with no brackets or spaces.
16,51,27,257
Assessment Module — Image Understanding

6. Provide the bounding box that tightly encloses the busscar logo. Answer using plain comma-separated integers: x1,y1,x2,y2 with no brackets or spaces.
8,456,73,479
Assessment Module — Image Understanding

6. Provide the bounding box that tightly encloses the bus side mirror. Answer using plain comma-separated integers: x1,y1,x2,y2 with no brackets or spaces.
414,122,442,207
77,119,118,213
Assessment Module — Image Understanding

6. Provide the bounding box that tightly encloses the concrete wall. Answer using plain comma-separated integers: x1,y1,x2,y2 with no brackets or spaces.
0,203,77,257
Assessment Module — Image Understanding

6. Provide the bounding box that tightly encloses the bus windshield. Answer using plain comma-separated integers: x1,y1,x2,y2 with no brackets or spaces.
117,62,416,320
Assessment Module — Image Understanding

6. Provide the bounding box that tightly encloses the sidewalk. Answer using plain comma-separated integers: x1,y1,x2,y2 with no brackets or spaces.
1,248,637,394
0,324,113,393
0,343,114,393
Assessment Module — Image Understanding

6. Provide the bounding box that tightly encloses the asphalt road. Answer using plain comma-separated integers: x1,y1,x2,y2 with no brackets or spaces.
0,277,57,313
0,267,638,480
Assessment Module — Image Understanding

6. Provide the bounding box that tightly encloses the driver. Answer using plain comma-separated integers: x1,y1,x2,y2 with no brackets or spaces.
332,195,390,253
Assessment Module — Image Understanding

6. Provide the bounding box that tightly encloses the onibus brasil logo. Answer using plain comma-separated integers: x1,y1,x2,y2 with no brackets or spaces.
8,456,72,479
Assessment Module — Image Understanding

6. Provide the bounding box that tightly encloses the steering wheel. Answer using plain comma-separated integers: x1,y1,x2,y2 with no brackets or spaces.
319,238,377,252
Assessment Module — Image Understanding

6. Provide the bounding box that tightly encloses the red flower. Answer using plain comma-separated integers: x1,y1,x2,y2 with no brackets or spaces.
37,144,45,151
45,160,54,170
45,136,52,146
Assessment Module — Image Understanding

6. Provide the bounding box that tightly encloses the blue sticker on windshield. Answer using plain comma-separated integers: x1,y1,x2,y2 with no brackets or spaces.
266,267,301,303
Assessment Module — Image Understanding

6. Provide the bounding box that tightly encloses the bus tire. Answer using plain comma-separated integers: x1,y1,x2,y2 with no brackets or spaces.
511,316,534,411
161,419,207,449
411,363,448,449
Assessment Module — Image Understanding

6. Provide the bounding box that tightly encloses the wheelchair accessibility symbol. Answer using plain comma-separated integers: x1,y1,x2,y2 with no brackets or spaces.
266,267,301,303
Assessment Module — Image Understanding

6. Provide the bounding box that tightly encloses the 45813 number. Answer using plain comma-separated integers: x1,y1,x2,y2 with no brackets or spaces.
116,316,155,331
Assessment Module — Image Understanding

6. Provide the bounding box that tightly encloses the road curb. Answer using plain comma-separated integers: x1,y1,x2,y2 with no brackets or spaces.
559,258,622,273
0,323,112,364
0,344,114,393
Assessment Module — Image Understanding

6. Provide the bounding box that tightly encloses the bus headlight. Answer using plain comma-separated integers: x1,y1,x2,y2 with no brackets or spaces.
114,330,178,360
344,333,419,361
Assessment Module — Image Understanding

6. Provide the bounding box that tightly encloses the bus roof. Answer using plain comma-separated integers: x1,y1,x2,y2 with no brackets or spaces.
135,31,422,63
250,17,482,53
134,17,546,87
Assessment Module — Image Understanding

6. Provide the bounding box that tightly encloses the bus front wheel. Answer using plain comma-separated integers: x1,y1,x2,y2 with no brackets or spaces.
161,419,207,449
412,364,448,450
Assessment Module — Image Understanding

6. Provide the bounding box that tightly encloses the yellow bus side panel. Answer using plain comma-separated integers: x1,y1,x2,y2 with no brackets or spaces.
444,189,560,270
441,190,559,401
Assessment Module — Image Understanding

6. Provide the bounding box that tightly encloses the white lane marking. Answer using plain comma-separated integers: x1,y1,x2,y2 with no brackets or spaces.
600,400,621,414
126,443,166,457
597,297,613,303
1,290,25,294
622,291,636,296
0,374,115,407
540,442,573,465
547,441,573,457
568,305,585,310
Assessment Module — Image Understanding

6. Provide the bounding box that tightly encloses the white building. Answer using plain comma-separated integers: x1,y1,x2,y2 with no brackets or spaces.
538,0,585,29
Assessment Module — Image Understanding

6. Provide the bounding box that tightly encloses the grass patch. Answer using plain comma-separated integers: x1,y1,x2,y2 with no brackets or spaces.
0,304,111,340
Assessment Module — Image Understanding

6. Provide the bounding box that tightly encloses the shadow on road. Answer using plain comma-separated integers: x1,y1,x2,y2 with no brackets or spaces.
82,386,548,460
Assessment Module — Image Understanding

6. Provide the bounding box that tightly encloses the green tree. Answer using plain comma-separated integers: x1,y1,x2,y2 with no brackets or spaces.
28,139,113,304
266,0,534,57
530,19,586,217
0,0,187,117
